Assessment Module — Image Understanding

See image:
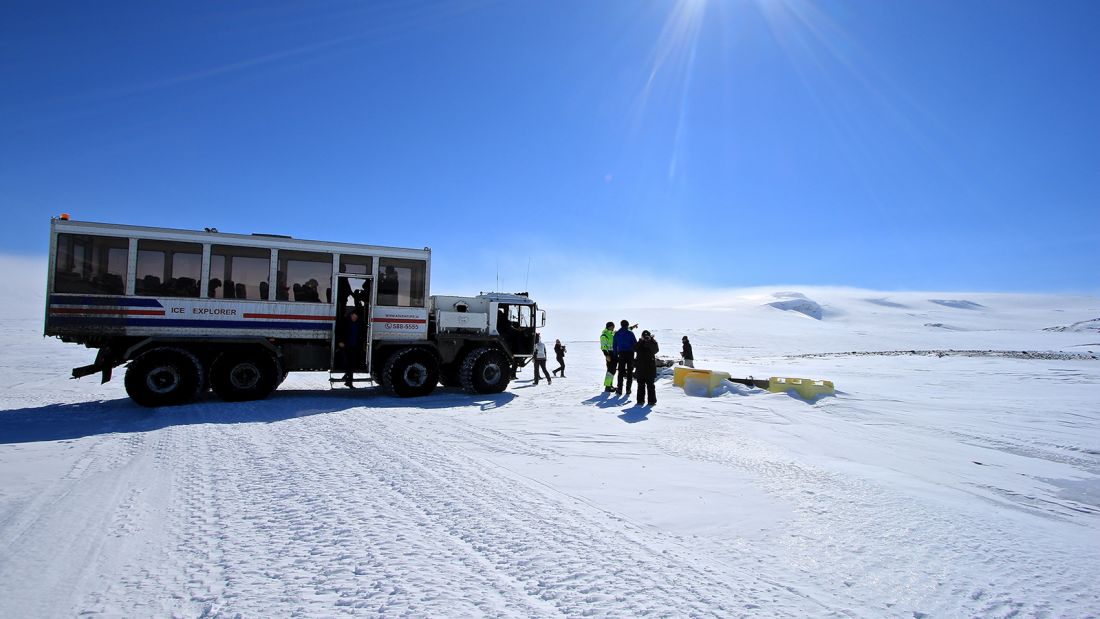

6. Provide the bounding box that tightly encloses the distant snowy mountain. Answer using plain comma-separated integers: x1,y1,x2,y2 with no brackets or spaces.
1044,317,1100,333
765,291,826,320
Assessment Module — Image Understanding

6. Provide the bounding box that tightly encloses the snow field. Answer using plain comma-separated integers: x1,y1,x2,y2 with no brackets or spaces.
2,283,1099,617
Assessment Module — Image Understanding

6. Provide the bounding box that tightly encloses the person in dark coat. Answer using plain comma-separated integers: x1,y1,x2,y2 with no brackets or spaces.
552,339,566,377
681,336,694,368
336,311,364,387
613,319,638,396
633,330,659,406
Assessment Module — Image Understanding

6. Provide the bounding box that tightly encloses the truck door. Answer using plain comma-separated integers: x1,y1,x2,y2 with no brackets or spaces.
332,275,372,379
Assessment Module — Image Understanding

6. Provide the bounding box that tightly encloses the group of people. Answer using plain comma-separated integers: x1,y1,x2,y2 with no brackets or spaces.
600,320,658,405
530,322,696,407
600,321,695,406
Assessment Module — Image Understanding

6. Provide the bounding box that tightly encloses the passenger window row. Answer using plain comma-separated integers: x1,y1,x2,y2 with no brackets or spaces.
52,233,426,306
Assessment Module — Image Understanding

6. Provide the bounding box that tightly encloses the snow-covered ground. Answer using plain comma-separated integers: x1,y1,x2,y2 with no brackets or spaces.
2,265,1099,617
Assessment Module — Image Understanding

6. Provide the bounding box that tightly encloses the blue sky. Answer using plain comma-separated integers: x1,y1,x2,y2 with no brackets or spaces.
2,0,1098,297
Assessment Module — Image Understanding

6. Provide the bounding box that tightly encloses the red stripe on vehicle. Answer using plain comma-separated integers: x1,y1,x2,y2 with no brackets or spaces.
243,313,333,321
49,308,166,316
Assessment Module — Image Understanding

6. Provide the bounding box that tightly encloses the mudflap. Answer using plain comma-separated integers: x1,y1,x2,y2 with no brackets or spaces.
71,347,116,384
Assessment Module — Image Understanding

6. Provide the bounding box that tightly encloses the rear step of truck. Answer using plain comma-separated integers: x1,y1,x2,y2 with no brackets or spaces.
327,373,375,387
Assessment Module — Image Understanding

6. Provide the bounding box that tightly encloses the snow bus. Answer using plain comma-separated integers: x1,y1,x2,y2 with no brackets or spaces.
44,216,545,407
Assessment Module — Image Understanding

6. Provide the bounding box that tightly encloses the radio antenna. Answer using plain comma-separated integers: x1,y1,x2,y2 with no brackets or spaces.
496,258,499,293
525,257,531,291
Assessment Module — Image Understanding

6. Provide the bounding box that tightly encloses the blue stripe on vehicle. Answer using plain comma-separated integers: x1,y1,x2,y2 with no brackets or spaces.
47,316,331,331
48,295,164,308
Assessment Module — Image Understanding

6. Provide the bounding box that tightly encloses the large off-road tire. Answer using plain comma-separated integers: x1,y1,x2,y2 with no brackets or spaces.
124,347,203,408
210,351,281,402
438,362,461,388
383,348,439,397
459,347,510,394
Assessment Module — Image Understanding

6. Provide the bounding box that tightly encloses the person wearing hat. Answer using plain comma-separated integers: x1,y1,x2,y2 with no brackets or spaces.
633,330,660,406
600,321,616,392
681,335,694,368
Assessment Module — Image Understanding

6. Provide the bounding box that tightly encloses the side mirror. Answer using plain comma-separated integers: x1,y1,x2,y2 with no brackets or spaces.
538,310,547,328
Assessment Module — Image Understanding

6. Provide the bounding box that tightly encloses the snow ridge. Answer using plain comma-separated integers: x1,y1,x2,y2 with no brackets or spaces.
765,292,825,320
1044,317,1100,333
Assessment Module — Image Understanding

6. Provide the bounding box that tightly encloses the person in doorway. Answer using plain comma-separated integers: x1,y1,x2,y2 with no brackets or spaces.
533,334,552,385
634,330,660,406
600,321,616,392
681,335,694,368
552,339,566,377
336,311,364,387
613,319,638,396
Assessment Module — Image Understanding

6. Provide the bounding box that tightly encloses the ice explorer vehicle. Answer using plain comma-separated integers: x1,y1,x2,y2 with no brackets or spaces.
44,217,545,407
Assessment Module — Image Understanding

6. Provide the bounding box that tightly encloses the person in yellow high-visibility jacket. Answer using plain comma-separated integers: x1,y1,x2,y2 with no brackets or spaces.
600,321,616,392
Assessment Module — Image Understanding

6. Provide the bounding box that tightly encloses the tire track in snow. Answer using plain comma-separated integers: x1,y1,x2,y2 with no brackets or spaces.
316,410,813,617
143,405,820,617
0,431,161,617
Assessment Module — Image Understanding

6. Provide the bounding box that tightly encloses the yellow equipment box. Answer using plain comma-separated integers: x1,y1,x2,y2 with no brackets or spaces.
673,367,731,397
673,367,730,388
767,377,835,399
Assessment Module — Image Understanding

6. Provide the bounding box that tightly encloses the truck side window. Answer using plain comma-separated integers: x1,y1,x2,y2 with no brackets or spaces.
508,304,532,328
277,250,331,303
210,245,270,300
53,233,128,295
135,240,201,298
377,258,426,307
339,254,372,276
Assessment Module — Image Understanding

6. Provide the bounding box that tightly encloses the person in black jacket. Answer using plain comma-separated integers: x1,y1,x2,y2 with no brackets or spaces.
633,330,659,406
681,336,694,368
551,339,566,377
336,311,364,387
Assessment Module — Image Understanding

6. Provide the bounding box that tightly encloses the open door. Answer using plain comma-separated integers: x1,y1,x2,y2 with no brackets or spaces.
331,275,373,385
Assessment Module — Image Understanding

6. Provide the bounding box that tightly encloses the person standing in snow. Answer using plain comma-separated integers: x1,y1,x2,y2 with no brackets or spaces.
681,335,694,368
533,334,552,385
600,321,616,392
552,339,566,378
634,330,660,406
613,319,638,396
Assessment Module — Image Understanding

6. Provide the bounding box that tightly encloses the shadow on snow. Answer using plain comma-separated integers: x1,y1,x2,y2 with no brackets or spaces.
617,405,652,423
0,387,516,445
581,392,634,409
